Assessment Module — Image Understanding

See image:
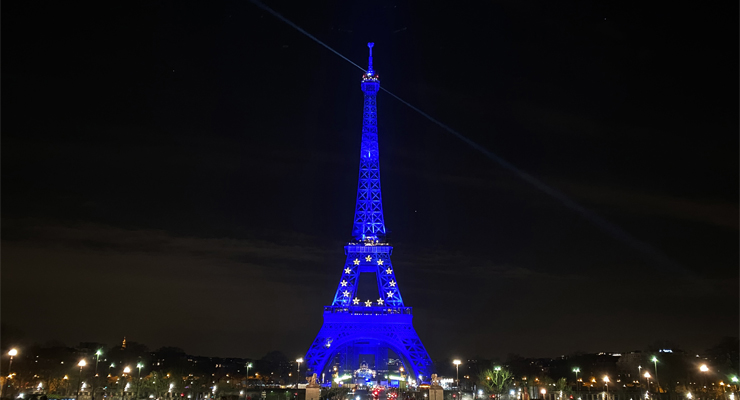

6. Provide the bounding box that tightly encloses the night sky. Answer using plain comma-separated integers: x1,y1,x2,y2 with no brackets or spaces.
3,0,737,361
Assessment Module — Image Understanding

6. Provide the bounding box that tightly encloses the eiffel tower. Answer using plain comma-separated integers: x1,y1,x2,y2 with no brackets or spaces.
304,43,434,385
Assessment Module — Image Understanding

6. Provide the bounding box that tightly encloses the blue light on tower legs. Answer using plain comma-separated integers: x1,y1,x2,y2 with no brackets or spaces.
304,43,434,384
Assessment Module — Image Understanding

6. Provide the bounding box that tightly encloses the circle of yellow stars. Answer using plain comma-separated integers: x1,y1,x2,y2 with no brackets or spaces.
342,254,396,305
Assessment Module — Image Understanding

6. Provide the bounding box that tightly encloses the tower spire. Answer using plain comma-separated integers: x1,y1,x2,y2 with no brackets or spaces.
354,42,384,242
367,42,374,75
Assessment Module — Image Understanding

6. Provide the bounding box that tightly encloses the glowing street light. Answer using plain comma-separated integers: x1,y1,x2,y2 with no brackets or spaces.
453,360,461,387
603,376,610,400
95,350,102,376
651,357,660,391
698,364,710,390
135,363,144,400
541,389,547,399
731,376,738,383
644,372,651,394
121,366,131,400
687,393,692,399
76,360,87,399
7,349,18,379
295,358,303,388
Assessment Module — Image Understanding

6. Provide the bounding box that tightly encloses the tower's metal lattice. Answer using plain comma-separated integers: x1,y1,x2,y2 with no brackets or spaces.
305,43,433,383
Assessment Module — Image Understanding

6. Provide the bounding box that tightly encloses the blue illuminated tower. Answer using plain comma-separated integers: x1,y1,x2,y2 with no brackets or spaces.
304,43,434,384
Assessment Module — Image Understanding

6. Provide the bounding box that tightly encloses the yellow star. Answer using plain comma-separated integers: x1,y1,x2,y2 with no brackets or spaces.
365,255,372,262
364,300,372,307
345,267,352,274
386,268,393,274
341,280,348,287
377,259,384,265
353,259,360,265
389,280,396,287
342,290,350,297
352,297,360,305
377,298,384,305
386,291,394,298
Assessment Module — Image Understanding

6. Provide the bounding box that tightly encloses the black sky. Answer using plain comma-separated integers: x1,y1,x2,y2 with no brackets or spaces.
2,0,738,361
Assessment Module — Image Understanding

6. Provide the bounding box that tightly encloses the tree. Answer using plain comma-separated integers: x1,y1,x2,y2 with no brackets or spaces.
47,377,72,395
480,366,514,400
143,371,171,399
554,378,572,400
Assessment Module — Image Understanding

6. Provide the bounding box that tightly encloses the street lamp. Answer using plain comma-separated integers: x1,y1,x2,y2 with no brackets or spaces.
95,350,102,376
651,357,660,392
7,349,18,376
541,389,547,399
3,349,19,399
699,365,709,390
603,376,610,400
246,363,253,387
136,363,144,400
573,368,580,396
295,358,303,388
644,372,651,394
121,367,130,399
453,360,461,388
77,360,87,399
91,350,103,400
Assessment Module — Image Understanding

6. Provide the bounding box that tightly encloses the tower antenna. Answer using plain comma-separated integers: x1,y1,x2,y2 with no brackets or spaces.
367,42,374,75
